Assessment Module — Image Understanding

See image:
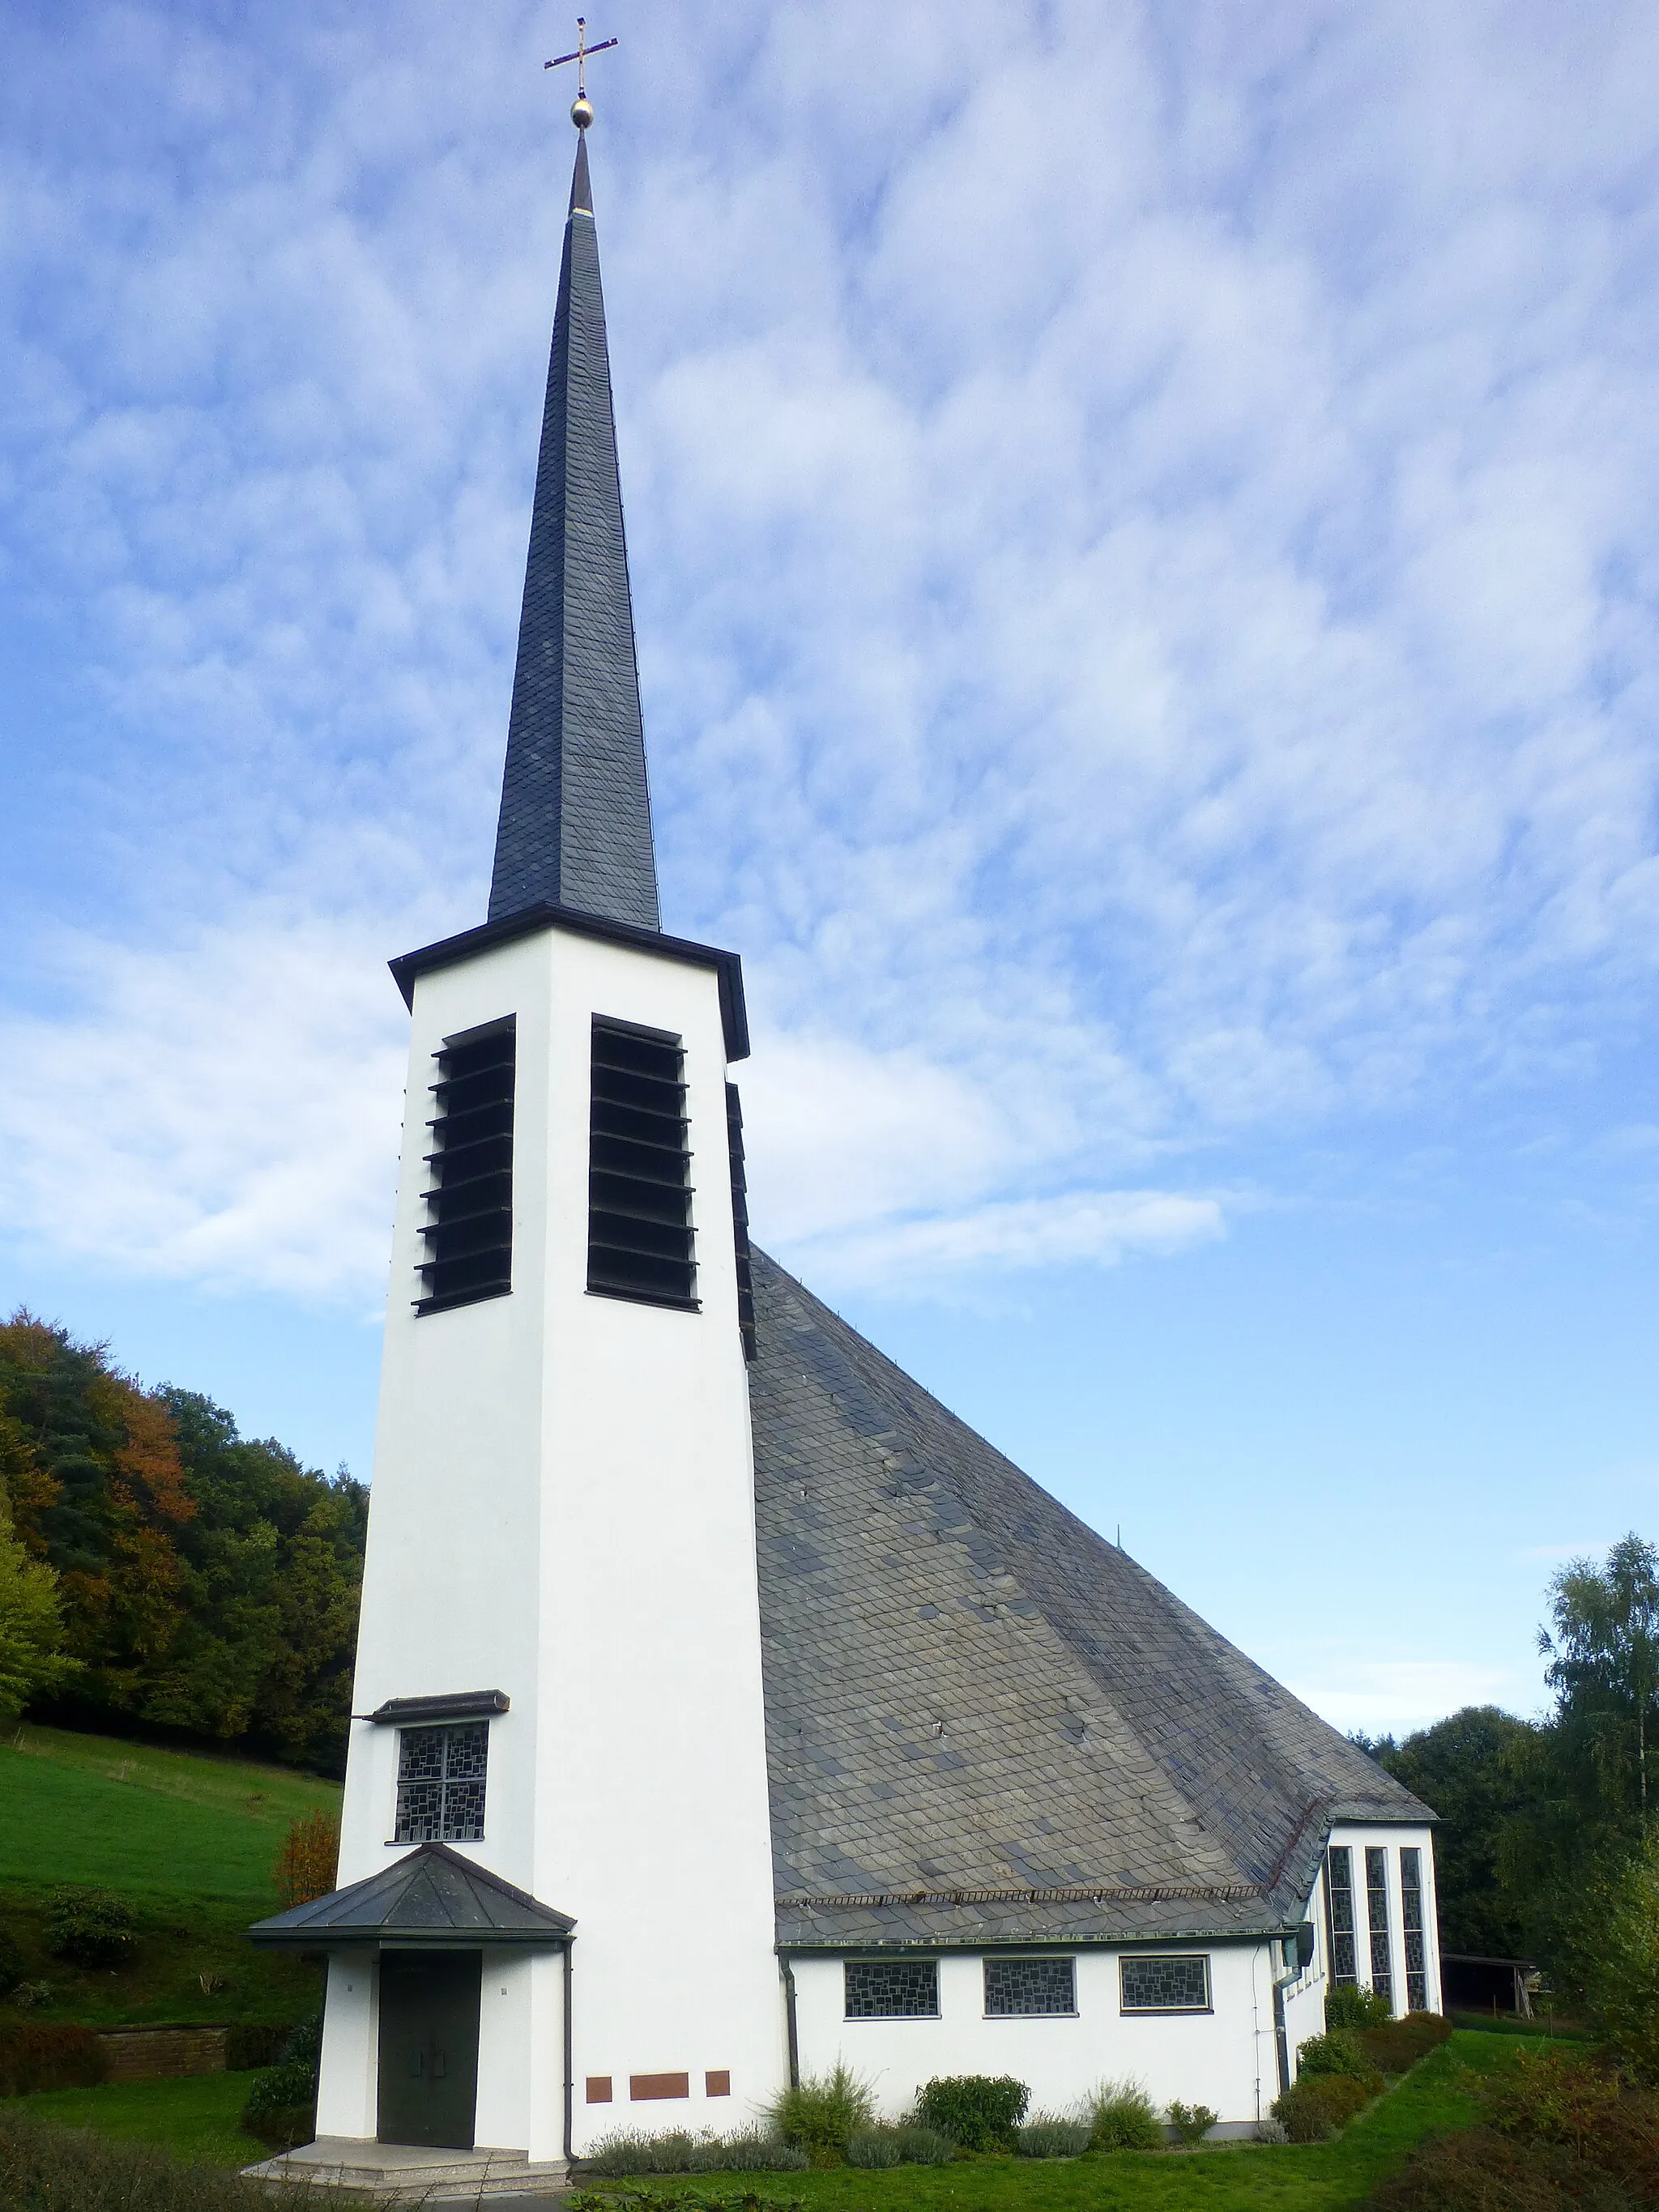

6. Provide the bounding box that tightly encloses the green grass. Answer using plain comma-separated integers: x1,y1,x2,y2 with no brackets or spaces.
0,1722,335,2027
581,2032,1552,2212
6,2071,266,2169
0,1724,339,1898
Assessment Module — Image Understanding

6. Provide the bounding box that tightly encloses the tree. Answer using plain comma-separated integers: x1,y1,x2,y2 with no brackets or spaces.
1555,1831,1659,2082
1369,1707,1540,1956
275,1810,341,1909
1539,1535,1659,1835
0,1480,76,1718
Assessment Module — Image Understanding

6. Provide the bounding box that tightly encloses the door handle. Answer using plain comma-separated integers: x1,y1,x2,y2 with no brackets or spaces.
411,2052,424,2077
431,2048,447,2080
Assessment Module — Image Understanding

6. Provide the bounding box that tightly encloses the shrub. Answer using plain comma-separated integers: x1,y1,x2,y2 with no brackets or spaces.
273,1811,340,1912
1272,2073,1376,2142
914,2074,1030,2151
585,2131,809,2177
1477,2047,1624,2159
764,2065,875,2161
1296,2030,1383,2081
1256,2117,1290,2144
1016,2117,1091,2158
0,1924,23,1993
241,2018,321,2151
1326,1984,1394,2031
1358,2013,1455,2076
0,2023,108,2095
8,1982,53,2011
224,2022,299,2072
44,1887,136,1967
1364,2125,1630,2211
1166,2100,1219,2147
846,2127,952,2169
1083,2078,1164,2151
845,2129,902,2169
0,2106,322,2212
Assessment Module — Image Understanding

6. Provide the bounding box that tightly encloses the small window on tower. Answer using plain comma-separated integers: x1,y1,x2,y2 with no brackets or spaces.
394,1722,488,1842
416,1018,515,1315
587,1017,697,1309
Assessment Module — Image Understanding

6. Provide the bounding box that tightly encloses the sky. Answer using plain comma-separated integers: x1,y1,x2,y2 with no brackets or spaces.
2,0,1657,1741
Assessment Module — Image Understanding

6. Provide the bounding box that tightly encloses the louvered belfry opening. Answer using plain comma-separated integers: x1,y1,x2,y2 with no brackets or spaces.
416,1018,516,1315
588,1017,697,1307
726,1083,757,1362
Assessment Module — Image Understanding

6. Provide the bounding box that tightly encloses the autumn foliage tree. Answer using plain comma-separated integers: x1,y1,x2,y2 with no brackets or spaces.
275,1810,342,1909
0,1311,366,1773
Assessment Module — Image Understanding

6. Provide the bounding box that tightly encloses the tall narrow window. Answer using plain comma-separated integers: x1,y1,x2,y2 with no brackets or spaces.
587,1018,696,1308
394,1723,488,1841
1400,1848,1429,2011
416,1019,515,1314
726,1083,757,1361
1365,1846,1393,2007
1324,1846,1358,1985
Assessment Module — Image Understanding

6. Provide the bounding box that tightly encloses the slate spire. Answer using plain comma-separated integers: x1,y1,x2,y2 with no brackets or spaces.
488,125,660,930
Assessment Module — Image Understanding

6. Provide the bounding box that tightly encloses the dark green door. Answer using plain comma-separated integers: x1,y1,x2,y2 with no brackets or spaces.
376,1950,482,2149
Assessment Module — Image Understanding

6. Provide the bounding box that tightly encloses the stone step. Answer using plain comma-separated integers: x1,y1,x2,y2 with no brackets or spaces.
242,2137,569,2199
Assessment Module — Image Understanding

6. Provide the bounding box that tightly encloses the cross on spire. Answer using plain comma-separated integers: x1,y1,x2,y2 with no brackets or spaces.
545,17,618,128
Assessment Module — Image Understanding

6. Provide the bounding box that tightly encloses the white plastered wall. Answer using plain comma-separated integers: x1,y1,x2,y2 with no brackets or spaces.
788,1946,1280,2131
322,922,783,2159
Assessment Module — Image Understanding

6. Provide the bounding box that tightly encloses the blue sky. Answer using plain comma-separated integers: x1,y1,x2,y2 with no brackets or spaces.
2,0,1657,1740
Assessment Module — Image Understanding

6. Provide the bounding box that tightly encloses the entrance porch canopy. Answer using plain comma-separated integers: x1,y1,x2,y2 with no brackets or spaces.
249,1841,574,1950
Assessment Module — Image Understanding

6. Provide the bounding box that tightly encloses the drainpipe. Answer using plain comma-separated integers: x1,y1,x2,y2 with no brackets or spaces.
780,1959,800,2090
562,1945,574,2164
1270,1937,1301,2099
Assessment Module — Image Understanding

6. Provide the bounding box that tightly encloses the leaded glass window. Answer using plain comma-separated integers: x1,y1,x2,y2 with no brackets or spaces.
1324,1846,1358,1985
394,1722,488,1842
984,1957,1077,2016
1120,1954,1210,2012
844,1960,939,2018
1401,1848,1429,2012
1365,1846,1393,2007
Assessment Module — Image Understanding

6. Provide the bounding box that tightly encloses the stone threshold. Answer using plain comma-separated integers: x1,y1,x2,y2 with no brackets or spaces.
241,2137,569,2199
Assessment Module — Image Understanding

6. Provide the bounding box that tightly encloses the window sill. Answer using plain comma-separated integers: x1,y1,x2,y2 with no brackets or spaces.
1118,2007,1213,2018
984,2011,1079,2020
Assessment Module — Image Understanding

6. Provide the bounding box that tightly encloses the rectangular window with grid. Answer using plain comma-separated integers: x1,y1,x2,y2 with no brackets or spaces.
1120,1954,1210,2012
394,1723,488,1842
1324,1846,1358,1985
1366,1846,1394,2007
984,1956,1077,2016
1400,1848,1429,2011
844,1959,939,2018
416,1019,515,1315
587,1018,697,1308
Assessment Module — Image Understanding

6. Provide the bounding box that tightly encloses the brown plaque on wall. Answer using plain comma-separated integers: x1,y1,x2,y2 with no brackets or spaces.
586,2077,613,2103
706,2070,731,2098
630,2072,691,2101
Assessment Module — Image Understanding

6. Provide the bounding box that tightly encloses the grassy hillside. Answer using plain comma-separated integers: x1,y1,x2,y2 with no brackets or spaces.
0,1724,339,2026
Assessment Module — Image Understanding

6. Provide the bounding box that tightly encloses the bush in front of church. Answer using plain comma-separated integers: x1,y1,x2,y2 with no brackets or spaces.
239,2018,320,2150
582,2129,808,2176
914,2073,1030,2152
1296,2029,1388,2083
1325,1984,1395,2033
1272,2071,1379,2142
846,2125,954,2167
1082,2078,1164,2151
765,2062,876,2161
1015,2116,1092,2158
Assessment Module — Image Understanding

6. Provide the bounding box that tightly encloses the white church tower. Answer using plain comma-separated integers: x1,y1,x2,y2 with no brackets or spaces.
254,112,782,2178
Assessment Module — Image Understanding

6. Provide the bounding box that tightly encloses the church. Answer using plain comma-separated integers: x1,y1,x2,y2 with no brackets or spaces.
249,87,1441,2190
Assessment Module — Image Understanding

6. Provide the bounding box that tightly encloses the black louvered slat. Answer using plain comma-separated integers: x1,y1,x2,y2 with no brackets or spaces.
727,1082,757,1362
588,1016,697,1309
416,1018,516,1316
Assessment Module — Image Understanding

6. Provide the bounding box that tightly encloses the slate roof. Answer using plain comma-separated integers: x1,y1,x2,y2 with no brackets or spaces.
488,131,660,933
748,1248,1433,1950
248,1842,574,1949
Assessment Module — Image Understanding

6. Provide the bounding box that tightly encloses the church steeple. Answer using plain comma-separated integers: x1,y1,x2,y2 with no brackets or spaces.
488,117,660,931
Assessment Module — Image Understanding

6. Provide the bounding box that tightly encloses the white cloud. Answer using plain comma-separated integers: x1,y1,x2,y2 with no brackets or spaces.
1,0,1657,1303
1290,1659,1528,1740
787,1189,1225,1296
